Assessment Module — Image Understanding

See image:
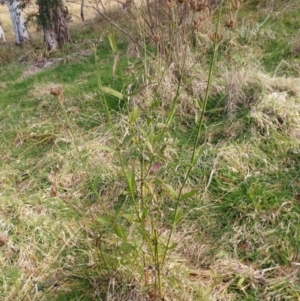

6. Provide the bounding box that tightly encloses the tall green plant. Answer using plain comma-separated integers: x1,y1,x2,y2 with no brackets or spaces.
93,2,225,298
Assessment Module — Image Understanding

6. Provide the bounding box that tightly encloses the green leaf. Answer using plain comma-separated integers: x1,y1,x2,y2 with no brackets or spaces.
174,207,183,224
97,215,111,225
167,242,178,250
180,189,197,201
191,146,206,165
139,227,149,241
107,32,118,54
123,213,136,223
113,224,127,240
118,242,136,252
195,109,200,123
93,146,115,153
130,107,139,124
145,140,154,154
237,277,245,290
157,123,168,128
158,145,167,155
112,53,119,76
100,86,124,100
150,101,160,109
163,183,178,199
114,206,123,219
206,107,225,113
141,207,149,220
127,168,136,193
167,108,177,125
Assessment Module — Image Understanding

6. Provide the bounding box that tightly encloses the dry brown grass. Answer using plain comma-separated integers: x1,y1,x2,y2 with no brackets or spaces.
250,74,300,140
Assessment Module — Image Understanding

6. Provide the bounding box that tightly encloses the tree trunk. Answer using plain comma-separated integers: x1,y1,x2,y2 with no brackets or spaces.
38,0,70,51
6,0,30,45
52,5,70,47
44,28,58,52
0,23,6,43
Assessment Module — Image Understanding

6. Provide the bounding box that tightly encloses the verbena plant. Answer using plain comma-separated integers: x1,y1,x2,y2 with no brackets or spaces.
91,1,235,299
52,0,242,299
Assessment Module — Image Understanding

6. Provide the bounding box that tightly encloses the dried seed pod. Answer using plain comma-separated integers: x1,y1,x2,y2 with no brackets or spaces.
204,7,210,19
190,0,196,11
167,0,175,8
0,234,8,247
209,32,224,42
225,12,236,30
232,0,241,9
152,34,161,44
193,18,202,30
50,86,63,97
51,180,58,197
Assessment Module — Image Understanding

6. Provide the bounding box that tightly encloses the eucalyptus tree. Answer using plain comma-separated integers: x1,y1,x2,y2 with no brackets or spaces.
36,0,70,51
1,0,30,44
0,22,6,43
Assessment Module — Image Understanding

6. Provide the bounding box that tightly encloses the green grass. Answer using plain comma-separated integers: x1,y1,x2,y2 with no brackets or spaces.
238,0,300,75
1,2,300,300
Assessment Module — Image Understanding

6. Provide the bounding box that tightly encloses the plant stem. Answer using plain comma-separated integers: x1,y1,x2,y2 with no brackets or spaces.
162,0,225,266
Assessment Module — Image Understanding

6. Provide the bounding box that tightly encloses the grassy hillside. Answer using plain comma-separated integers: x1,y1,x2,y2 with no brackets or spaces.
0,1,300,300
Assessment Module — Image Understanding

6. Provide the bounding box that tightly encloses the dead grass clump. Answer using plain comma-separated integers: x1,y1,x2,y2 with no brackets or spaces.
173,224,210,266
213,142,273,178
262,74,300,97
223,67,300,140
130,56,222,120
224,67,263,118
251,90,300,140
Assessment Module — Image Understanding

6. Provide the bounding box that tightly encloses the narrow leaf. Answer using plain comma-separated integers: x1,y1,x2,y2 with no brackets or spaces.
112,53,119,76
163,183,178,199
237,277,245,290
113,224,127,240
168,242,178,250
107,32,118,54
145,140,154,154
174,207,183,224
118,242,136,252
123,213,136,223
157,123,168,128
100,86,124,100
180,189,197,201
97,215,111,225
127,168,136,193
93,146,115,153
191,146,206,165
130,107,139,124
206,107,225,113
138,207,149,221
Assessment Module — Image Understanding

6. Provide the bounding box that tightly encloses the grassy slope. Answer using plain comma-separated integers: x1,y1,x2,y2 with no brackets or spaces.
1,2,300,300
